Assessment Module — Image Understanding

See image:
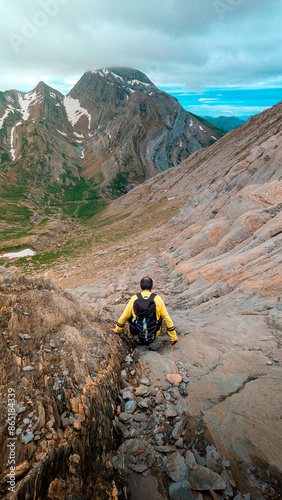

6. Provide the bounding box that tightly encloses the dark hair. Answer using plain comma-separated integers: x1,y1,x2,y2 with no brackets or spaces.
140,277,153,290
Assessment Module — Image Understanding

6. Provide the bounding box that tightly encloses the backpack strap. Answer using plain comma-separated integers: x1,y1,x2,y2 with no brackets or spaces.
136,292,156,301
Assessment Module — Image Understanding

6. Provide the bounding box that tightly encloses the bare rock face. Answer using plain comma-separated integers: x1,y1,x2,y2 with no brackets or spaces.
268,305,282,332
70,68,223,197
69,99,282,494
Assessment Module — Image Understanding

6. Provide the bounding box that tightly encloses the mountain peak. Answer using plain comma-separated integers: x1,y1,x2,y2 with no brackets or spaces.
87,66,155,89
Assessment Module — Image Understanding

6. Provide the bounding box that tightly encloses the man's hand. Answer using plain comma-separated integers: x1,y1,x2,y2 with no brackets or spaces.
110,328,118,334
169,339,179,347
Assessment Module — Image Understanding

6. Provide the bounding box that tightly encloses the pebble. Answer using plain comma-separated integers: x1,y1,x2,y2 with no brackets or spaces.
119,412,132,423
142,469,150,477
125,400,137,413
73,420,82,431
130,463,148,473
155,433,164,440
23,418,30,425
141,378,151,386
133,414,146,422
138,400,149,409
22,366,34,372
121,390,135,401
17,407,26,414
125,355,133,364
165,405,178,418
266,361,273,365
172,417,188,440
222,459,230,468
135,385,149,397
120,369,128,379
166,374,183,387
22,433,34,444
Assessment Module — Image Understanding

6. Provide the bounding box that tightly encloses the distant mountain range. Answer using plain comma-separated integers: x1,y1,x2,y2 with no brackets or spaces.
202,116,246,132
0,68,224,210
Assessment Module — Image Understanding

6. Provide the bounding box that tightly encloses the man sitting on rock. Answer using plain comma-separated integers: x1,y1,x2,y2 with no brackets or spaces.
111,276,179,350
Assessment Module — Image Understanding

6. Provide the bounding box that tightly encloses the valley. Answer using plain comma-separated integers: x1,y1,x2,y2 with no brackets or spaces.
0,71,281,499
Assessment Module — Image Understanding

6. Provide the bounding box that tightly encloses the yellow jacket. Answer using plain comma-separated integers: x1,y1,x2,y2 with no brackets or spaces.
115,290,178,341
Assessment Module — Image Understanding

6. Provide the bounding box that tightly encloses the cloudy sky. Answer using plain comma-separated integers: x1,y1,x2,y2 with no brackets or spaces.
0,0,281,117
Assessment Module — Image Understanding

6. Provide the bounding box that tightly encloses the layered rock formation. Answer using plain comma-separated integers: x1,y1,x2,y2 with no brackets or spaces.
0,266,128,499
67,99,282,498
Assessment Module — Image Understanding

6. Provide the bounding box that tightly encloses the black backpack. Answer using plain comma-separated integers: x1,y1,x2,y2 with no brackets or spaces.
133,293,160,343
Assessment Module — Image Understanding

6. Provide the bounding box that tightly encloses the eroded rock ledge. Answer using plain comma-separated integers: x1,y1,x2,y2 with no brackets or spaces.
0,266,127,499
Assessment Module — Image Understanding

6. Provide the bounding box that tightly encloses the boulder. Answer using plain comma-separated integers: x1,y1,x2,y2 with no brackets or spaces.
166,452,189,482
188,464,226,491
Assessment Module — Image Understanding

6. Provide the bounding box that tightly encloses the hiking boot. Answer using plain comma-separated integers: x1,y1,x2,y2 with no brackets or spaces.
148,338,162,351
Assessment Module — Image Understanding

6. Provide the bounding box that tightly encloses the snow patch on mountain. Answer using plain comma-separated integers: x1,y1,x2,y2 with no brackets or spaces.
10,126,16,160
57,129,67,137
5,95,15,104
64,95,91,129
18,91,43,121
128,79,150,87
0,109,12,129
10,121,22,161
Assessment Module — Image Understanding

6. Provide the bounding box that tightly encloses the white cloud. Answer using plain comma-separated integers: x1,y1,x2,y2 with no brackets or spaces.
0,0,281,93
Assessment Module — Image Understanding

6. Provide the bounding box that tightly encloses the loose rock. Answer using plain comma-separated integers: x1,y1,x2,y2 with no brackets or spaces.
188,464,226,491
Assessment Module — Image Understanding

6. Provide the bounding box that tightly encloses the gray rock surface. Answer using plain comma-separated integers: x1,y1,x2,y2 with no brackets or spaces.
166,452,189,482
169,482,197,500
188,464,226,491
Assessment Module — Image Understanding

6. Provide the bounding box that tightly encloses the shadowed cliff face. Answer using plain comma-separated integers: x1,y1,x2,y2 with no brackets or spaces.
0,267,128,499
69,68,224,197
